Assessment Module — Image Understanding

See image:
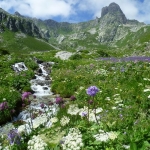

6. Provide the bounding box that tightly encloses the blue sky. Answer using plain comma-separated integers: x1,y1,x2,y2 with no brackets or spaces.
0,0,149,24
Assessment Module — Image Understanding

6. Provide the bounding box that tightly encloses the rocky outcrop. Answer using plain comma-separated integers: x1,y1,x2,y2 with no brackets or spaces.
101,2,127,24
0,8,41,37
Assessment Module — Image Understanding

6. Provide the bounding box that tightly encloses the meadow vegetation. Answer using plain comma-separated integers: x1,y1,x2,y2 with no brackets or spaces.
0,48,150,150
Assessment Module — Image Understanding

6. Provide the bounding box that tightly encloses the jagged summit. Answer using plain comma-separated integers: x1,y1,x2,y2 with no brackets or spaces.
14,11,22,17
101,2,127,24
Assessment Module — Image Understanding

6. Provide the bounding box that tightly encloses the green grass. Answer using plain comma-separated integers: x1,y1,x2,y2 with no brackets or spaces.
0,30,55,53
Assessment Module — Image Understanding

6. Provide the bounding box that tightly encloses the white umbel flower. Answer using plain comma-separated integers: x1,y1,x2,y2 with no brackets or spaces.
61,128,83,150
60,116,70,126
28,135,47,150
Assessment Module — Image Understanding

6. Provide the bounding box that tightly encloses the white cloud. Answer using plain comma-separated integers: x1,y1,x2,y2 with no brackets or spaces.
0,0,73,19
0,0,150,23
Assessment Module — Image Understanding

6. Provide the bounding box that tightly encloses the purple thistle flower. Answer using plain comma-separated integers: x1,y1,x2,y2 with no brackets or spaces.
0,102,8,111
11,109,16,114
22,103,25,107
7,129,21,145
70,95,76,101
55,97,63,105
40,103,45,109
22,92,31,100
86,86,99,96
48,101,54,105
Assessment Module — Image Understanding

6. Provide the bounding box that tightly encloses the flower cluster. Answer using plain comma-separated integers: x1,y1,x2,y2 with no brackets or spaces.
0,102,8,111
32,114,48,129
22,92,32,100
86,86,99,96
17,124,32,135
7,129,21,145
50,117,58,123
60,116,70,126
67,104,80,115
28,135,47,150
0,143,2,150
22,92,33,107
93,130,119,142
61,128,83,150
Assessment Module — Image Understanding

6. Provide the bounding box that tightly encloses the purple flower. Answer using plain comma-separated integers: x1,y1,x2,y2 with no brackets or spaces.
22,92,31,100
82,112,87,117
55,97,63,105
7,129,21,145
11,109,16,114
0,102,8,111
48,101,54,105
40,103,45,109
88,100,93,104
70,95,76,101
22,103,25,107
86,86,99,96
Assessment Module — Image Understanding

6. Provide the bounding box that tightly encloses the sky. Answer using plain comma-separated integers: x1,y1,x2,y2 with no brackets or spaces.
0,0,149,24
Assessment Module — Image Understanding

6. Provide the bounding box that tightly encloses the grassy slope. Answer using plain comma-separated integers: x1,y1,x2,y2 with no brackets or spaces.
0,30,55,53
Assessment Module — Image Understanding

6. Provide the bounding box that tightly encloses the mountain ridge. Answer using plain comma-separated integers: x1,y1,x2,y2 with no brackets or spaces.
0,2,150,56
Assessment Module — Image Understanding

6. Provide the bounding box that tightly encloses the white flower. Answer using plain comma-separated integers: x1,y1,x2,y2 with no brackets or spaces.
144,89,150,92
143,78,150,81
67,104,80,115
123,145,130,149
148,95,150,98
61,128,83,150
95,107,103,114
60,116,70,126
93,130,109,142
93,130,119,142
28,135,47,150
50,117,58,123
105,97,111,101
108,131,119,140
112,107,117,110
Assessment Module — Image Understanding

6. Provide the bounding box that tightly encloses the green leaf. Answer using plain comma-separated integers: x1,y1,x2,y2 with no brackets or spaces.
130,143,137,150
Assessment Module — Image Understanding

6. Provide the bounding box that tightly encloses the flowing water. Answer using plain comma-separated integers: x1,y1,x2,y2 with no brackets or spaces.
0,60,58,135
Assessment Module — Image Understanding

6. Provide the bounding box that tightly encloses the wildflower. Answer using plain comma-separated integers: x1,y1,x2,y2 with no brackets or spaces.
60,116,70,126
93,130,109,142
28,135,47,150
55,97,64,105
50,117,58,123
0,102,8,111
11,109,15,114
112,107,117,110
70,95,76,101
86,86,99,96
81,112,87,117
22,92,31,100
88,100,93,104
108,131,119,140
22,103,26,108
40,103,45,109
67,104,80,115
48,101,54,105
61,128,83,150
143,89,150,92
148,95,150,98
7,129,21,145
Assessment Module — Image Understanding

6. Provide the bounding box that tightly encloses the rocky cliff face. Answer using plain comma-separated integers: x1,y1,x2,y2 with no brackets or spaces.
0,8,41,38
0,2,146,50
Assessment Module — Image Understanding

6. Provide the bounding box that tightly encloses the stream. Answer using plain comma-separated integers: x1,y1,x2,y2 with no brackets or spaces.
0,59,58,135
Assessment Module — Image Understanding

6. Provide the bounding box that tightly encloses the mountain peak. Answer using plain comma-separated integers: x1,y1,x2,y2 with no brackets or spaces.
101,2,127,24
14,11,22,17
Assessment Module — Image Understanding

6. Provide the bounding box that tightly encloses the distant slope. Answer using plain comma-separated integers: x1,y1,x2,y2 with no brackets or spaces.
0,29,55,53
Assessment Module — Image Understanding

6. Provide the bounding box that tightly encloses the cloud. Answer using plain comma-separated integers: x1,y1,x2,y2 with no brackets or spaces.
0,0,73,19
0,0,150,23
